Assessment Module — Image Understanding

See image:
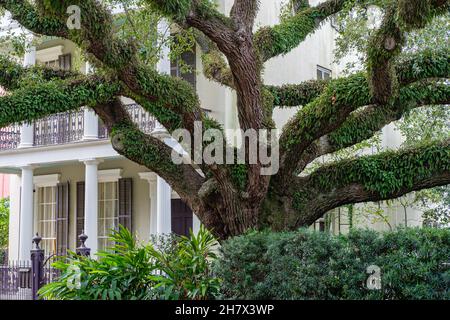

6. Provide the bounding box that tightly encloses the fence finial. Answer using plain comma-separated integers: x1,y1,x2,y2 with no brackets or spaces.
32,233,42,250
76,231,91,257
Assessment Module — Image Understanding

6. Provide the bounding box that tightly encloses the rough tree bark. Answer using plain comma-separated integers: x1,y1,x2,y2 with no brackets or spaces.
0,0,448,240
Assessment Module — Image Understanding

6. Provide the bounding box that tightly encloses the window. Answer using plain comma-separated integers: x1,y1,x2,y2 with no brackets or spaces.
43,54,71,71
36,186,57,255
98,181,119,251
170,37,196,88
317,65,332,80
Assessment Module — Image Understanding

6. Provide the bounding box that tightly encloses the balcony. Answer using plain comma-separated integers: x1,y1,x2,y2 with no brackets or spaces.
0,104,156,151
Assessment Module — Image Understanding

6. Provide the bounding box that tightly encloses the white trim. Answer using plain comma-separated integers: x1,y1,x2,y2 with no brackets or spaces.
138,172,157,182
33,174,60,187
0,140,121,171
98,169,122,183
36,45,64,63
171,190,180,199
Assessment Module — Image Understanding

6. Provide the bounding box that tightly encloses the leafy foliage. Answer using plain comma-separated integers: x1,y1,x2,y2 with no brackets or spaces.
215,228,450,300
0,198,9,258
38,225,220,300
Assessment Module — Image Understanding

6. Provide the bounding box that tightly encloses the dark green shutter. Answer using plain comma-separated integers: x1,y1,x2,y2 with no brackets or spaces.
56,182,70,256
76,181,85,243
118,178,133,231
58,54,72,71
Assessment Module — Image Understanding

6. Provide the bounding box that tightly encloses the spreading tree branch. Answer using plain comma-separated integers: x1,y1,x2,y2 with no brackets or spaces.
265,79,327,108
254,0,347,62
276,47,450,184
296,79,450,173
0,75,121,127
0,55,79,90
290,139,450,228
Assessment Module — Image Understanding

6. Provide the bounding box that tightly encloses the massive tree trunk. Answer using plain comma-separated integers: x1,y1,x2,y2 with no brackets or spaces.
0,0,449,239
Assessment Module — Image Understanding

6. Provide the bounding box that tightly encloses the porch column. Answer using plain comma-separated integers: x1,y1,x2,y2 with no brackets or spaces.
153,19,171,135
83,108,99,140
157,19,171,75
82,159,102,255
157,176,172,235
19,44,36,149
19,165,34,261
139,172,157,237
83,62,99,140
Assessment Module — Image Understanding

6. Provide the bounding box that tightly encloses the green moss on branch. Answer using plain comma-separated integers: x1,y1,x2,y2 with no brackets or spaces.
328,80,450,150
294,139,450,211
254,0,348,61
0,55,79,90
0,0,68,37
0,76,121,127
266,80,327,107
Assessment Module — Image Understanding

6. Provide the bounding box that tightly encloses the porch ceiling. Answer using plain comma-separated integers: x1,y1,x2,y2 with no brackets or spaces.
0,140,122,173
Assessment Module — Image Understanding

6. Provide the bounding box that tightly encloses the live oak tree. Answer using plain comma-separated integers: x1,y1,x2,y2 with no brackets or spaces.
0,0,448,240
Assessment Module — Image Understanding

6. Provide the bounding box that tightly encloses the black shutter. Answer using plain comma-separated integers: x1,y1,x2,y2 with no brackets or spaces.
171,199,193,237
118,178,133,231
76,181,85,243
56,182,70,256
58,54,72,71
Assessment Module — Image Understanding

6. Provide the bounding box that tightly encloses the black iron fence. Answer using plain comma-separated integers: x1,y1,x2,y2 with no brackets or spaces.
0,261,32,300
0,233,90,300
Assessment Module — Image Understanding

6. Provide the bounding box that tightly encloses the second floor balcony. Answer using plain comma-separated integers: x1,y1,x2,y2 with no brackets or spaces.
0,104,156,152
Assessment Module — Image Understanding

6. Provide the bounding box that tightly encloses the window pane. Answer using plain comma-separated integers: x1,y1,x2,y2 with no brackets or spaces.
98,181,119,251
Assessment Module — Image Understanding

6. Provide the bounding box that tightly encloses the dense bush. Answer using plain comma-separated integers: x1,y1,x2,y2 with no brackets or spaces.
0,198,9,252
39,225,220,300
214,228,450,300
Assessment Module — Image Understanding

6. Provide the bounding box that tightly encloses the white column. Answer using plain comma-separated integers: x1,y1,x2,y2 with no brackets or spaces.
82,159,102,255
19,166,34,261
193,214,201,234
157,19,171,75
152,20,171,135
83,108,99,140
83,61,99,140
22,43,36,67
19,43,36,149
157,176,172,235
18,124,34,148
139,172,158,238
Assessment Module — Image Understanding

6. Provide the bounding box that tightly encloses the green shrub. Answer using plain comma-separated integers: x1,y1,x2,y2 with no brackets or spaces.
39,225,220,300
0,198,9,251
214,228,450,300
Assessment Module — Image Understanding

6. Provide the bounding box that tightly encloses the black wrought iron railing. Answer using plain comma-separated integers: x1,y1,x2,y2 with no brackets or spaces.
0,104,156,151
34,110,84,147
98,103,156,138
0,124,21,151
0,261,32,300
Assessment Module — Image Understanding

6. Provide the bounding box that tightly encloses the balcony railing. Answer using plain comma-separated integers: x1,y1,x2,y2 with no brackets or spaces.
0,124,21,150
98,103,156,139
34,110,84,147
0,104,156,151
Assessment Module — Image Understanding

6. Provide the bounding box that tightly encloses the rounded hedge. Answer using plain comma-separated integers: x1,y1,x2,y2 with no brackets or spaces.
214,228,450,300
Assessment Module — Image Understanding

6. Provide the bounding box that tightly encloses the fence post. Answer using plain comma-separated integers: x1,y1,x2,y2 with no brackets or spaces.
76,232,91,257
30,233,44,300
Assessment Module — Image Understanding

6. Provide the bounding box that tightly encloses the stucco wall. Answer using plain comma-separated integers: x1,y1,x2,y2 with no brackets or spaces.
31,159,152,251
